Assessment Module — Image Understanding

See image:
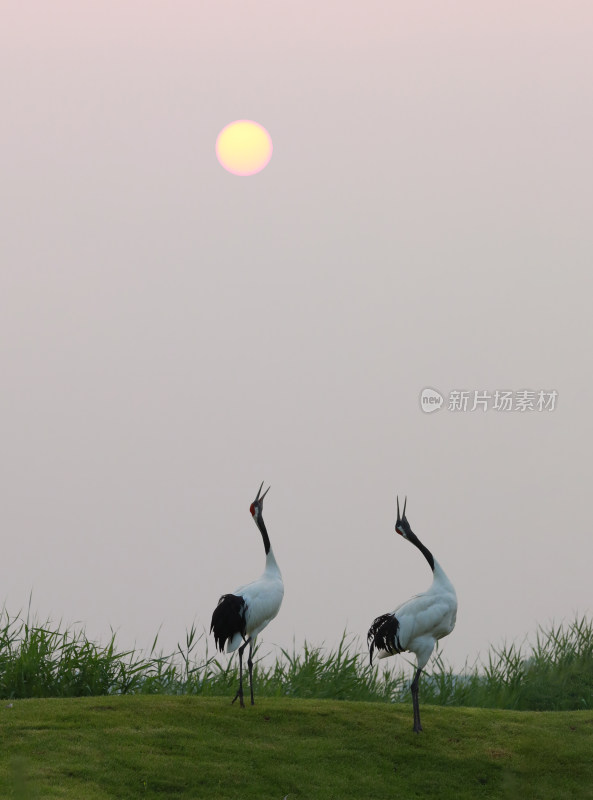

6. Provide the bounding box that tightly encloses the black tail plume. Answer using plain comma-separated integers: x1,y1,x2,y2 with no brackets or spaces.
210,594,247,652
367,613,402,666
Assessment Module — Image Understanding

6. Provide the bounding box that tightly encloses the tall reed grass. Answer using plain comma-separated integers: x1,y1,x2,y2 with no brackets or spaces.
0,608,591,710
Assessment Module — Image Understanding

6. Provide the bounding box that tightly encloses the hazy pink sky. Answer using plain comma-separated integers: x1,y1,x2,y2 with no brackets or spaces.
1,1,592,672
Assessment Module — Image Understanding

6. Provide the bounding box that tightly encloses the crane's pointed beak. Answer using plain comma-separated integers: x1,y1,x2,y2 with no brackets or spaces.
254,481,270,504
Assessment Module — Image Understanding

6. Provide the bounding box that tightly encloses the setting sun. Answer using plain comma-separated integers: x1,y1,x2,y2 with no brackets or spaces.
216,120,273,176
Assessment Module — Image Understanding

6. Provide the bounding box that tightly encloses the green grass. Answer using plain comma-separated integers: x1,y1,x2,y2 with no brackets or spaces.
1,696,592,799
2,610,592,797
2,608,593,713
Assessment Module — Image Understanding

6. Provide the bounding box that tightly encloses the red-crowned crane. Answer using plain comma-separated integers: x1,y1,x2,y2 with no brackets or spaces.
210,482,284,707
367,497,457,733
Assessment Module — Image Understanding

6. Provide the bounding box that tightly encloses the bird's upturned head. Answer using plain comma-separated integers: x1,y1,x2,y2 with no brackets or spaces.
250,481,270,522
395,495,435,572
395,495,414,539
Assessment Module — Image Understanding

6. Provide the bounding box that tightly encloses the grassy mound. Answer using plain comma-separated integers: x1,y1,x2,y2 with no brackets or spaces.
1,696,592,799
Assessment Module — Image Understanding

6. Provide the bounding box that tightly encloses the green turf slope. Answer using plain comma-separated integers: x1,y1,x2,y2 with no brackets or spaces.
1,696,592,799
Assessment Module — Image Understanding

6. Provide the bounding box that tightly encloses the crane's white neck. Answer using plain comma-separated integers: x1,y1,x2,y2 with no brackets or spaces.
264,546,282,579
432,559,456,594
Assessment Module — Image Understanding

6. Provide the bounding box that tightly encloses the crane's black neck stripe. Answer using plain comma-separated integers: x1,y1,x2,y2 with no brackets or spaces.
408,531,435,571
257,517,271,554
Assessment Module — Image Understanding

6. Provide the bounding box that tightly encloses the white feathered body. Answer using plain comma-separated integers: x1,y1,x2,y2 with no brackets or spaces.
224,549,284,653
375,561,457,669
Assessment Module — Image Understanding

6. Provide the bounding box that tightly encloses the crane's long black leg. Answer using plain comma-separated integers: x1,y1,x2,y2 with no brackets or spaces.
411,667,423,733
232,641,248,708
247,640,255,706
